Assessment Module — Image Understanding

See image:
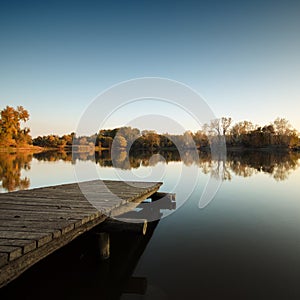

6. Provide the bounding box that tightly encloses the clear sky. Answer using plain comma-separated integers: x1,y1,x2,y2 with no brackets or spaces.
1,0,300,136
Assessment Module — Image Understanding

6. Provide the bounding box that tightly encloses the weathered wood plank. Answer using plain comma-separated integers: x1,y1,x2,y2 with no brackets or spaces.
0,203,98,215
0,253,8,268
0,198,96,209
0,231,52,248
0,246,22,261
0,209,100,221
0,239,36,254
0,220,75,235
0,226,61,239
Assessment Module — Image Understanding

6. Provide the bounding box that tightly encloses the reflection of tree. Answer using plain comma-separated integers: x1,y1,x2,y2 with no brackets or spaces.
34,150,97,164
197,151,300,182
34,150,73,162
227,161,256,178
12,148,299,186
96,150,182,170
204,153,232,181
111,150,131,170
0,152,32,192
94,149,300,182
272,158,299,181
212,160,231,181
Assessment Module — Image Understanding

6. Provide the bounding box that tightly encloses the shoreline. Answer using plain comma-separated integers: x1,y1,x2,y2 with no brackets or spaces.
0,145,45,153
1,144,299,154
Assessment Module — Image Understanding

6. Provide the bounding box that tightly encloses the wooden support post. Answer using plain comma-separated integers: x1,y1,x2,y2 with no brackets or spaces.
150,192,176,202
98,218,148,235
97,232,110,260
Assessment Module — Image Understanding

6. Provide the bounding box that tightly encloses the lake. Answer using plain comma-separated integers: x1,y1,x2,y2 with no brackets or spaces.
1,149,300,299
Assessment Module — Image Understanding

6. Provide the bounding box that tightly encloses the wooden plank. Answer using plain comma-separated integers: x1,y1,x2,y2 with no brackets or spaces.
3,181,161,200
0,239,36,254
0,253,8,268
0,209,100,221
0,214,81,226
0,198,96,209
0,220,75,235
0,215,91,229
0,246,22,261
0,226,61,239
0,231,52,248
0,203,98,215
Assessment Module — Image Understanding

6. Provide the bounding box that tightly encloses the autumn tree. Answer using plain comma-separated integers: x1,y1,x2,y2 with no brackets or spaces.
112,135,127,149
230,121,255,136
159,135,175,148
141,130,160,150
273,118,291,135
192,130,209,148
272,118,299,147
0,106,31,146
117,127,140,145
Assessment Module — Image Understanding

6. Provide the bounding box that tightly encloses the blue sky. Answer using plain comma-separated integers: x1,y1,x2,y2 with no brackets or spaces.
1,0,300,136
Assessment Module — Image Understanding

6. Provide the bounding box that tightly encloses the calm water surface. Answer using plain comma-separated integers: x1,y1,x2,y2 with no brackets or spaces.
1,150,300,299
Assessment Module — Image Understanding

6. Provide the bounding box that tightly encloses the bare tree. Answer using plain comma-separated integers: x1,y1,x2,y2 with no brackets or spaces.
221,117,232,135
210,119,221,136
204,117,232,137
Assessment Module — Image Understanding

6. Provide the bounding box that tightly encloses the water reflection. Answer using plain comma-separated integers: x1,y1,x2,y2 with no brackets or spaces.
0,150,299,192
234,151,299,181
0,152,31,192
34,150,74,162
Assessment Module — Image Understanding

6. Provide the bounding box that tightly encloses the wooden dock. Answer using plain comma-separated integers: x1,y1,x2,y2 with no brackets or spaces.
0,180,163,288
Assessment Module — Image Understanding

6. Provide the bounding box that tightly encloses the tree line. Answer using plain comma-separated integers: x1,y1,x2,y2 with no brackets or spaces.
205,117,300,149
73,117,300,151
1,106,299,150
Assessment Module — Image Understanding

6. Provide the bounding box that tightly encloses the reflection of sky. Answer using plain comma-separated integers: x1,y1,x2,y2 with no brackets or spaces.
132,162,300,298
1,0,300,136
